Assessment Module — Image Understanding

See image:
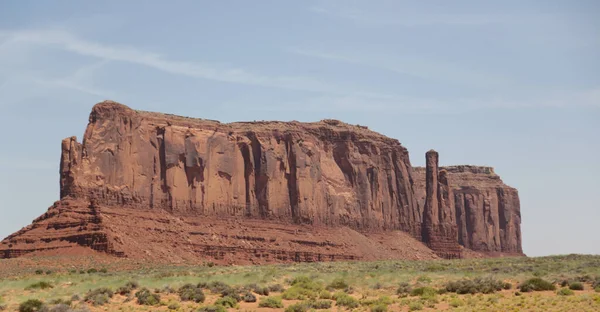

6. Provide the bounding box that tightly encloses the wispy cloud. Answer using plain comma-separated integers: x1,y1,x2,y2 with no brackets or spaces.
1,28,360,96
289,48,509,89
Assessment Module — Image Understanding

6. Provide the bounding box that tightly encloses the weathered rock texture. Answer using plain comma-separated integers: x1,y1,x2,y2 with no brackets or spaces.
413,166,523,255
1,101,523,261
421,150,461,259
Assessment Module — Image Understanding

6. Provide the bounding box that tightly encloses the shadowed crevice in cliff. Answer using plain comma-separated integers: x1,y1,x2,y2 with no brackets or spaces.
239,143,253,217
250,134,269,218
285,135,300,223
333,142,356,187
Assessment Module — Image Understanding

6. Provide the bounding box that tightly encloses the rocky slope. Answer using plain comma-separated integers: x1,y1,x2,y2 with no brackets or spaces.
1,101,523,261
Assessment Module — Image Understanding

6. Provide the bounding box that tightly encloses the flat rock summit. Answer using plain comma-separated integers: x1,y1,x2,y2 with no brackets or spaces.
1,101,523,263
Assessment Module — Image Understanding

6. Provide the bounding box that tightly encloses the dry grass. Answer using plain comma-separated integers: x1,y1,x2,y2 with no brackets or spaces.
0,254,599,311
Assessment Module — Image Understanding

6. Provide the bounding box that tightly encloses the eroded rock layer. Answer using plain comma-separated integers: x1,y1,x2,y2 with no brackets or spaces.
1,101,523,261
413,166,523,255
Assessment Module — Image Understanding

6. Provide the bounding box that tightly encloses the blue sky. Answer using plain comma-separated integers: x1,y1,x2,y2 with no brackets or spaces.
0,0,598,256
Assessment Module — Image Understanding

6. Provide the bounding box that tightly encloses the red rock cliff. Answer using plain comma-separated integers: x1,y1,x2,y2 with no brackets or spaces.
413,165,523,255
60,101,421,233
1,101,523,261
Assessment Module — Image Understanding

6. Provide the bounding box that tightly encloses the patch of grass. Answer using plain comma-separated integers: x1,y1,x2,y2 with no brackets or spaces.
116,281,139,295
408,301,424,311
268,284,284,292
25,281,53,290
178,283,206,303
258,296,284,308
282,276,324,300
135,288,160,305
84,287,113,306
445,277,507,294
518,278,556,292
449,298,464,307
197,305,227,312
18,299,45,312
410,286,437,297
215,296,238,308
333,292,359,308
327,277,349,290
557,288,574,296
397,282,412,297
569,282,584,290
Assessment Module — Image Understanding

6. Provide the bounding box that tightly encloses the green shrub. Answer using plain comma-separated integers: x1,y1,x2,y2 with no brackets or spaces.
410,287,437,297
99,268,108,273
371,303,387,312
86,268,97,274
417,275,431,283
327,277,349,290
208,281,230,293
178,284,206,303
445,277,506,294
285,300,333,312
243,292,257,302
18,299,45,312
319,290,332,299
168,302,180,310
285,302,310,312
45,270,53,275
408,301,423,311
449,298,464,307
268,284,284,292
334,293,359,308
258,296,284,308
254,286,270,296
557,288,574,296
215,296,238,308
84,287,113,306
135,288,160,305
396,282,412,297
282,277,323,300
518,278,556,292
595,286,600,293
220,287,241,302
34,269,43,275
569,282,584,290
25,281,53,290
197,305,227,312
116,281,139,295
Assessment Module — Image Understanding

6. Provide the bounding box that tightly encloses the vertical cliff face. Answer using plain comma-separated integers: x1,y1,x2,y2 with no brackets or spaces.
1,101,523,260
421,151,461,259
59,101,421,232
413,165,523,255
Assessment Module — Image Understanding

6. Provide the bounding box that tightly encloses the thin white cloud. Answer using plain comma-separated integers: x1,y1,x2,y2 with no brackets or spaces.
289,48,510,89
2,29,358,96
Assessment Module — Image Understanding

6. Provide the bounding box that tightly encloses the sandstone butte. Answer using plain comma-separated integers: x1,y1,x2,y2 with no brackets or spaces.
0,101,523,263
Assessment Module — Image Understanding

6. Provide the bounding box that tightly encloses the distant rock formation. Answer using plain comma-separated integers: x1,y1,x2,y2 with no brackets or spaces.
0,101,523,262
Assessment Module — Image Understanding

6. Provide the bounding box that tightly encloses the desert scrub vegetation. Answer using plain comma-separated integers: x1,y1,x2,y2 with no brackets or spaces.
25,281,53,290
116,281,139,295
177,283,205,302
518,277,556,292
197,305,226,312
282,276,324,300
332,292,359,308
84,287,113,306
135,288,160,305
445,276,510,294
569,281,584,290
557,288,574,296
1,254,600,311
258,296,284,308
18,299,44,312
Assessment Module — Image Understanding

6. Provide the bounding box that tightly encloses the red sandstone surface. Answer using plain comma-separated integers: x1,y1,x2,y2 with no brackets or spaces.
0,101,523,263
